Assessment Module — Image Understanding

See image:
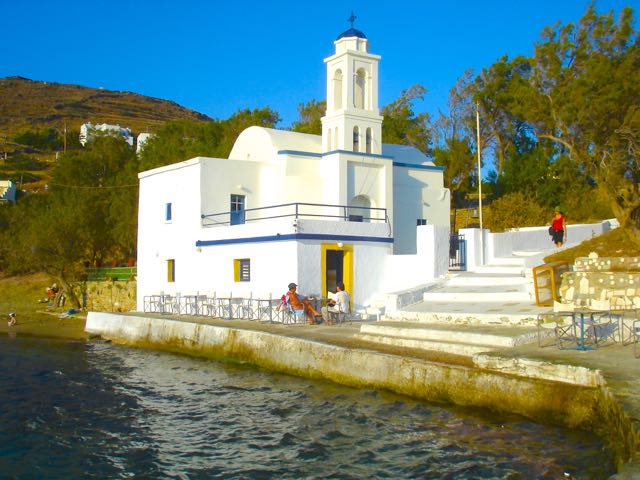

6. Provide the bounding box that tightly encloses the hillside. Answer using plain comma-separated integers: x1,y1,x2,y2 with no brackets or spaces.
0,76,211,191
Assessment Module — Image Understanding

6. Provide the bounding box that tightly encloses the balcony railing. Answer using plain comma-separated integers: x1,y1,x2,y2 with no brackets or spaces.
201,202,388,227
86,267,137,281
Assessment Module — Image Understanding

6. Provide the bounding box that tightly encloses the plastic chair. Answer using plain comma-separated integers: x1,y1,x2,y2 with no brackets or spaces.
283,293,307,325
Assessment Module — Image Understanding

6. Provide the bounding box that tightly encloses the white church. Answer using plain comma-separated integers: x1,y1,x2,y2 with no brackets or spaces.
136,24,451,313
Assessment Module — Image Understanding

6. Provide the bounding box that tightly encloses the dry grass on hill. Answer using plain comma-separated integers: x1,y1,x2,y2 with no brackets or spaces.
544,227,640,266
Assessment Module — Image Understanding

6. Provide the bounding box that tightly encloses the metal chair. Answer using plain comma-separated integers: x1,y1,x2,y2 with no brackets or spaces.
634,319,640,359
536,311,574,348
588,311,619,346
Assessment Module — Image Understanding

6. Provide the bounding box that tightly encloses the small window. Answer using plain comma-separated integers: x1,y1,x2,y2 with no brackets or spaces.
234,258,250,282
353,126,359,152
167,259,175,282
230,194,245,225
417,219,427,226
165,203,172,221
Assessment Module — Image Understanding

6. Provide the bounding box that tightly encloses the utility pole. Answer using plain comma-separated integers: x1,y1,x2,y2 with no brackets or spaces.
476,101,484,265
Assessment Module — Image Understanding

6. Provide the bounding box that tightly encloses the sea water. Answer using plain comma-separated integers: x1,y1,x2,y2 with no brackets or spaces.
0,335,614,479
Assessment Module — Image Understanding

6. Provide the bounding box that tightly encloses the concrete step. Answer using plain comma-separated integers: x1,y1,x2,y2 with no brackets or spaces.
360,322,537,347
472,265,525,275
383,306,544,327
512,250,545,257
356,333,496,356
423,288,531,303
487,256,527,266
446,273,528,287
356,322,538,356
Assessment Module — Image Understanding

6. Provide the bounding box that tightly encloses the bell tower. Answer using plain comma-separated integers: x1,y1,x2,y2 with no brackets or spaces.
321,14,383,155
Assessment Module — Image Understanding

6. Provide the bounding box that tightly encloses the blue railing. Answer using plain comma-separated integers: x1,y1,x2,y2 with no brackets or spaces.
201,202,388,227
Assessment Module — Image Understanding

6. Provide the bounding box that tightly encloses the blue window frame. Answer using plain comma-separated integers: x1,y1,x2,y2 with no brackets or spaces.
165,203,172,221
230,194,245,225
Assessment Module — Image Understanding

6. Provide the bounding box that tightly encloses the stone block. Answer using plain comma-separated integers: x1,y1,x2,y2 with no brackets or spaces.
591,298,611,311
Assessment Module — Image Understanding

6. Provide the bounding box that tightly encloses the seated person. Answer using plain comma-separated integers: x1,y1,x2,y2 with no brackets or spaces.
322,282,350,325
286,282,321,325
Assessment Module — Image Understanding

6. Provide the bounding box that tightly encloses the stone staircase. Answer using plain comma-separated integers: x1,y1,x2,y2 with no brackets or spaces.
355,321,538,357
357,254,549,356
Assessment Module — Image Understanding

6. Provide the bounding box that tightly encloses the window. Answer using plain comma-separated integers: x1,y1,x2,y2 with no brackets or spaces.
417,219,427,226
165,202,172,221
354,69,366,109
230,194,245,225
333,69,343,110
167,259,175,282
353,126,359,152
234,258,250,282
365,128,372,153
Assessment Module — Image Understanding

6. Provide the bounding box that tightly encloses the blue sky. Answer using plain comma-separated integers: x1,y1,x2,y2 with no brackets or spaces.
1,0,637,128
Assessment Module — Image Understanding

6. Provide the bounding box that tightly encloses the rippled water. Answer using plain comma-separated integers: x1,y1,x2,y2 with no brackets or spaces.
0,335,614,479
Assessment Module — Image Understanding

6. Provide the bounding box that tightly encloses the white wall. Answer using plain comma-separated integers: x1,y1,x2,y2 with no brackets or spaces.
460,219,617,270
137,160,203,310
393,166,450,254
459,228,487,272
382,225,449,292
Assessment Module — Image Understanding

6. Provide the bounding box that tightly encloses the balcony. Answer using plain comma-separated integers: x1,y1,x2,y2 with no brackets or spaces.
198,202,392,245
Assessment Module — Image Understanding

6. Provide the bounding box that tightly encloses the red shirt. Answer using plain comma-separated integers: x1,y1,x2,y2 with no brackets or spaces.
552,214,565,231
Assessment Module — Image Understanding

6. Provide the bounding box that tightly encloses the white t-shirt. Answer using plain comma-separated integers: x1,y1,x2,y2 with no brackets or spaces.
333,290,350,312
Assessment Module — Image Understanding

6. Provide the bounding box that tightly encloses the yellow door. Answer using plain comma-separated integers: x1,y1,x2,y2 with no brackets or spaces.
321,243,353,301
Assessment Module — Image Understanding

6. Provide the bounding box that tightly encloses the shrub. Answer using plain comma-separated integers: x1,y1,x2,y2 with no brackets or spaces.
485,192,548,232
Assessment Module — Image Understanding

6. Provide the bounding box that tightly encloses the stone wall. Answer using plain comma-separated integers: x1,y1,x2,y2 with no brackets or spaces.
555,254,640,311
84,280,136,312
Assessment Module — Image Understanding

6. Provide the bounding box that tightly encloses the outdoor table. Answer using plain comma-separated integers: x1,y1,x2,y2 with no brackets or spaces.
566,309,615,350
573,310,598,350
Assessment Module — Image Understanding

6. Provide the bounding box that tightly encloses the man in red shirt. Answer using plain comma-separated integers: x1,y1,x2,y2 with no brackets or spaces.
287,283,321,325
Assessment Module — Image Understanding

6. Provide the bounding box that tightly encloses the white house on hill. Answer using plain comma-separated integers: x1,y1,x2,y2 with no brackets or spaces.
80,123,134,147
136,26,450,312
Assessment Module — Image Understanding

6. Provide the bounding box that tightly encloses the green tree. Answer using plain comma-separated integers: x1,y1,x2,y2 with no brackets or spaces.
0,136,139,305
140,107,280,171
291,99,326,134
485,191,548,232
524,6,640,238
432,73,477,210
382,85,432,154
471,56,533,176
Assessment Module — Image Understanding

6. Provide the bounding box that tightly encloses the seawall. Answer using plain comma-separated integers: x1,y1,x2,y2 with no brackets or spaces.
86,312,639,476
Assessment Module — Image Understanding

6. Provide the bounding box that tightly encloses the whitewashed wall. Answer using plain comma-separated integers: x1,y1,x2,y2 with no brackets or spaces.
460,219,617,271
393,166,450,254
137,160,203,310
353,243,393,307
382,225,449,292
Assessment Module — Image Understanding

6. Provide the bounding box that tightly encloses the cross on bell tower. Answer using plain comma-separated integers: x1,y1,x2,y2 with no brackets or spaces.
347,11,357,27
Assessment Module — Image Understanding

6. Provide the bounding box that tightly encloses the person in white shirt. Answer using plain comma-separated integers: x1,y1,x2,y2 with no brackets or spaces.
321,282,350,325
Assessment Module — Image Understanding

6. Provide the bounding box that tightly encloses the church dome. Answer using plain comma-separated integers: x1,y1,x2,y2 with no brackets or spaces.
336,27,367,40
